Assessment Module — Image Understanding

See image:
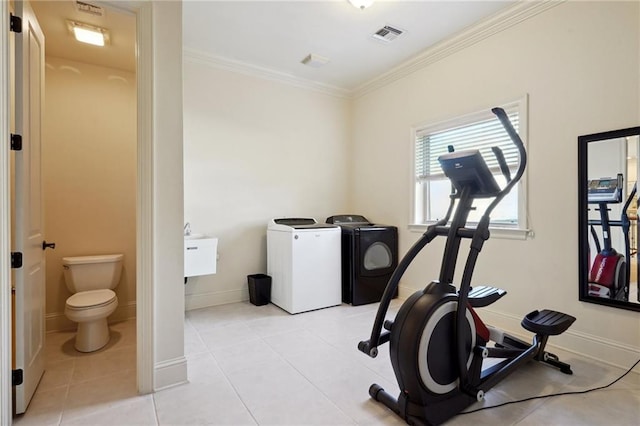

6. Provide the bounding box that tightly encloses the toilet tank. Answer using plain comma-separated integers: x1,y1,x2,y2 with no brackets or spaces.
62,254,124,293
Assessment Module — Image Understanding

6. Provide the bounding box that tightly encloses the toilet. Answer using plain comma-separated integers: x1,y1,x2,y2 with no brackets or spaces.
62,254,123,352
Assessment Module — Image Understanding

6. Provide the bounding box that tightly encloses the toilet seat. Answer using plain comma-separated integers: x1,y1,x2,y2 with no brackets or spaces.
66,289,116,310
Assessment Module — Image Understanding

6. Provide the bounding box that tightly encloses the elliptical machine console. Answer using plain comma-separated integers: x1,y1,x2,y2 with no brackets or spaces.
358,108,576,426
587,176,623,204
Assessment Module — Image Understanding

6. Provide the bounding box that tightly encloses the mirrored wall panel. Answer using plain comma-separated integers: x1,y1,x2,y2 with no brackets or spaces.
579,127,640,312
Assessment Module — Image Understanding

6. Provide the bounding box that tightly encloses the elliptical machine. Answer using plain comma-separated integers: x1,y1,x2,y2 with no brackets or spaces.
587,175,636,301
358,108,576,426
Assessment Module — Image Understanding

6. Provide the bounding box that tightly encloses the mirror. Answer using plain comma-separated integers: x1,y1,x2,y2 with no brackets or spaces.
579,126,640,312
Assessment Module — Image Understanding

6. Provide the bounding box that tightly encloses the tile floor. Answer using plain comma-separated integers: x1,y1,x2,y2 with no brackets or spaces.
13,300,640,425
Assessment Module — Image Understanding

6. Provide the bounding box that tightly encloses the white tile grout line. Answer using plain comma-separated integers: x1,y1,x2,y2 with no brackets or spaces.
207,348,264,425
55,381,72,426
151,388,161,426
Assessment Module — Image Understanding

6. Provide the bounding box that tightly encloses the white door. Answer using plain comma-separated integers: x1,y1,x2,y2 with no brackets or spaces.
13,0,45,414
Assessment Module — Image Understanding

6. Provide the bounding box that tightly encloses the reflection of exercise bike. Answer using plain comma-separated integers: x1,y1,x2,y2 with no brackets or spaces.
587,175,636,301
357,108,576,426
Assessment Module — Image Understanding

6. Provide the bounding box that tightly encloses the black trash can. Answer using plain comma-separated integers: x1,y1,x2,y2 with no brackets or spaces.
247,274,271,306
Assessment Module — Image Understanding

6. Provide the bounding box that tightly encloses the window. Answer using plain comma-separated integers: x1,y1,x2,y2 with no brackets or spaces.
412,99,529,237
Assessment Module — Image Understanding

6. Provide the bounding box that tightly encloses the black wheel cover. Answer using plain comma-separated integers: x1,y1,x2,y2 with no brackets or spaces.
417,299,475,394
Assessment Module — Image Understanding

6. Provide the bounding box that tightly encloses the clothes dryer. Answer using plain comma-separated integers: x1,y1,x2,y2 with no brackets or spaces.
326,215,398,305
267,218,341,314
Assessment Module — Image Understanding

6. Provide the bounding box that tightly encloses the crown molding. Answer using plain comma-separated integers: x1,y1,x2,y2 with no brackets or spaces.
352,0,565,98
183,48,350,99
183,1,564,100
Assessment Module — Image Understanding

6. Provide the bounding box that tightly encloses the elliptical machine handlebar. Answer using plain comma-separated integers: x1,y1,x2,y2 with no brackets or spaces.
622,182,637,218
491,146,512,183
486,107,527,216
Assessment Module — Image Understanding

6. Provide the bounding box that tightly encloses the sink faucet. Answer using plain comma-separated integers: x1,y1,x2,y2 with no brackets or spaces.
184,222,191,236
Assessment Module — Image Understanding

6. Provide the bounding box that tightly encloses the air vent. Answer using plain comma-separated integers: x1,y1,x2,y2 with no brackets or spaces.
301,53,330,68
372,25,405,43
75,1,105,17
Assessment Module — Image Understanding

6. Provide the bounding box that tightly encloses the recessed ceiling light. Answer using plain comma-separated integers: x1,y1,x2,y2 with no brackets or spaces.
67,20,109,46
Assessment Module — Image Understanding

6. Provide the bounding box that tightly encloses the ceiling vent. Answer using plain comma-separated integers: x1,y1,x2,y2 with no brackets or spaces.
372,25,405,43
301,53,330,68
75,1,105,17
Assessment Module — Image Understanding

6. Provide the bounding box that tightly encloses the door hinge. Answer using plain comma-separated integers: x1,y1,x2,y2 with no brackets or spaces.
12,369,23,386
10,14,22,33
10,134,22,151
11,252,23,269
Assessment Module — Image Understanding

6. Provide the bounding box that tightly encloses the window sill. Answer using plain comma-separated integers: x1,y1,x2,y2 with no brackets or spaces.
408,224,532,241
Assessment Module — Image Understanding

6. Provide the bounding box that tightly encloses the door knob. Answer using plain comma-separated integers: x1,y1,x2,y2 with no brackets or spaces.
42,241,56,250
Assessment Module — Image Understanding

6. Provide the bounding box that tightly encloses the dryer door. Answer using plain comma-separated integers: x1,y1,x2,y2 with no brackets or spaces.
351,227,399,305
357,227,398,278
363,242,393,271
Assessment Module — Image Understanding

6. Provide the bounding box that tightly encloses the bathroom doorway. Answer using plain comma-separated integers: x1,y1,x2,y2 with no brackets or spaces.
14,0,137,416
33,0,138,335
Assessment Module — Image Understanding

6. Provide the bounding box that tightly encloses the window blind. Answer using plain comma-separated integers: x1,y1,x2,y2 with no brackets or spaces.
415,111,520,180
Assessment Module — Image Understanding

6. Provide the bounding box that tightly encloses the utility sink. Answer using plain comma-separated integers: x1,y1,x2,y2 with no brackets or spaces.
184,235,218,277
185,233,205,240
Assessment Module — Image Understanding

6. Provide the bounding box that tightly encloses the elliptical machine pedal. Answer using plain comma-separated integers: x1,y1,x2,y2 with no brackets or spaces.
467,286,507,307
521,309,576,336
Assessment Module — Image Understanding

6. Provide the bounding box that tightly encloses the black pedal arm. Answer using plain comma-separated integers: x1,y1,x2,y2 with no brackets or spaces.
358,331,391,358
467,286,507,307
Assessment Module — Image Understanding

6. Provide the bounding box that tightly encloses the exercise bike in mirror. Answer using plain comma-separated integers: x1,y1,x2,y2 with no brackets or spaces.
579,126,640,312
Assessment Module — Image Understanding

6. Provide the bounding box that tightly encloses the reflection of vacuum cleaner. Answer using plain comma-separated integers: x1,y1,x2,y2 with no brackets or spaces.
587,174,635,301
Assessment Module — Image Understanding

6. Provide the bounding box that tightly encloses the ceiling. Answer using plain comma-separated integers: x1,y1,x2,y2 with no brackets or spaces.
31,0,516,93
31,0,136,72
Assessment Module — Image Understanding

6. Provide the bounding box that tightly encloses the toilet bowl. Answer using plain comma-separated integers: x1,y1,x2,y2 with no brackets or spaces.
62,254,123,352
65,289,118,352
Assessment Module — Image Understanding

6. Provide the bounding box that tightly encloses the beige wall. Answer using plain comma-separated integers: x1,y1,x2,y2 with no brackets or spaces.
43,56,137,331
351,1,640,367
182,61,351,309
150,0,186,390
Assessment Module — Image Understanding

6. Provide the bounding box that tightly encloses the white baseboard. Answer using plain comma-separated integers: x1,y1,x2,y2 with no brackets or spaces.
154,356,188,391
46,301,137,332
185,288,247,311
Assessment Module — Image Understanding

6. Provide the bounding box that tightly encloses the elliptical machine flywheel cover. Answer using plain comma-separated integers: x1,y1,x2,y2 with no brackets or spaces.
389,291,476,398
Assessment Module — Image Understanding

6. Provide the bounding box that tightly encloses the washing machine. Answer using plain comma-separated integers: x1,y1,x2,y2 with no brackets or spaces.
326,215,398,306
267,218,341,314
